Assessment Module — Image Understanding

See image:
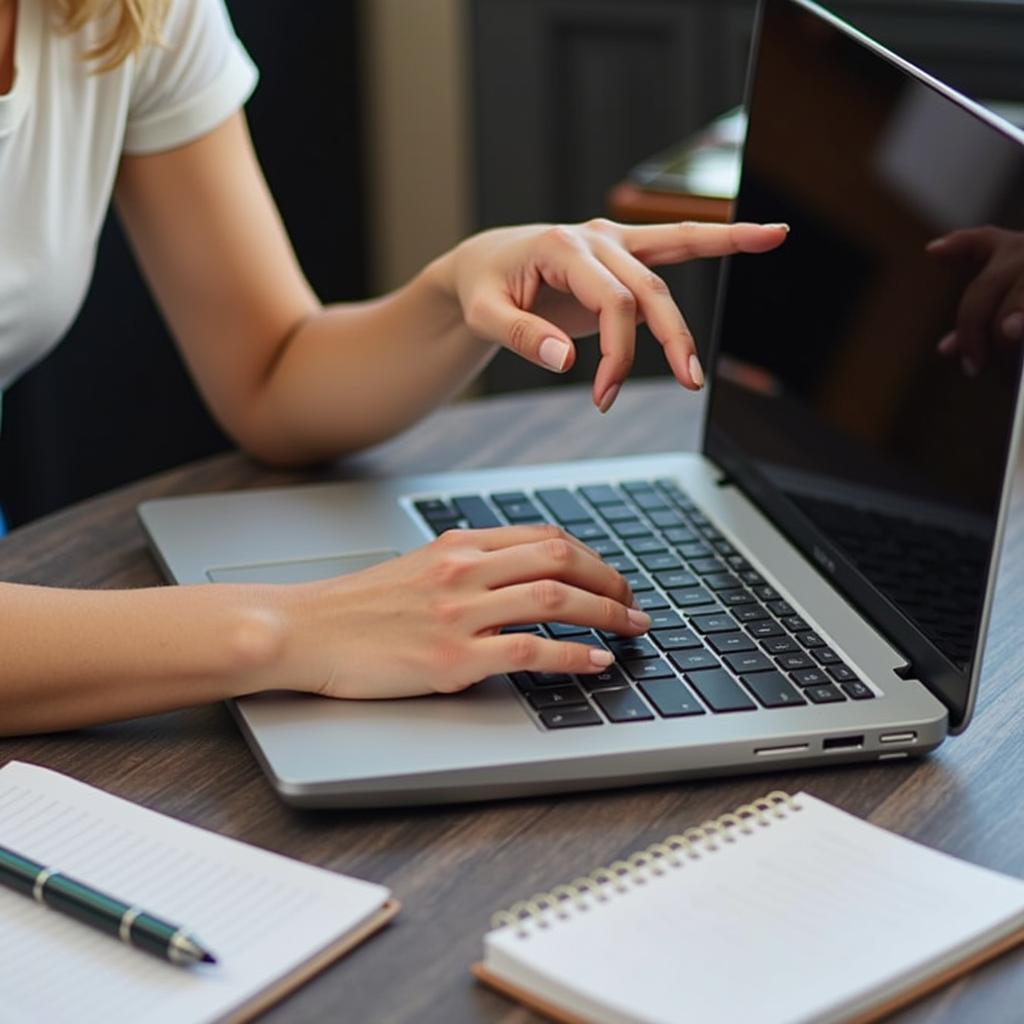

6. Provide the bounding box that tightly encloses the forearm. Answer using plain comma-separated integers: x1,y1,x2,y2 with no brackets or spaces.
0,582,297,735
240,255,495,465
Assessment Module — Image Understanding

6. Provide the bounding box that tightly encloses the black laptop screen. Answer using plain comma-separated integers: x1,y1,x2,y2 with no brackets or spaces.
704,0,1024,724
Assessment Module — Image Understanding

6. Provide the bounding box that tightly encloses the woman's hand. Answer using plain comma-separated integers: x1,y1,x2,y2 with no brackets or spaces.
430,218,789,412
927,227,1024,375
274,523,650,700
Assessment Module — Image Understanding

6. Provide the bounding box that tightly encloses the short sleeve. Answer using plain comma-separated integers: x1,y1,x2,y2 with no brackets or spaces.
123,0,258,155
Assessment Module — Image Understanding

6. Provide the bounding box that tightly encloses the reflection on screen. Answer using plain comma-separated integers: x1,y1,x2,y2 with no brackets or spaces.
708,0,1024,677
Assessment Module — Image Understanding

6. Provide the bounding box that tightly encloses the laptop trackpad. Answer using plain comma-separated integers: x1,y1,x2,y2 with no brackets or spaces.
206,551,399,585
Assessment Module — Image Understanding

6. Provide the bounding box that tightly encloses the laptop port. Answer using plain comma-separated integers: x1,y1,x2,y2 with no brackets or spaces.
823,735,864,751
879,731,917,744
754,743,810,756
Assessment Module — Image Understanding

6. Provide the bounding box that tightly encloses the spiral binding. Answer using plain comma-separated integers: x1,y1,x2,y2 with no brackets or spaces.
490,791,801,937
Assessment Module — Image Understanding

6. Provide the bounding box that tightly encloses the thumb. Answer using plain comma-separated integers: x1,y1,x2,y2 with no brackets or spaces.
467,295,577,373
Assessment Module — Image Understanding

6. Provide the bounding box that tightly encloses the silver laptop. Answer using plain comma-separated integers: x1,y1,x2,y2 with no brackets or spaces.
139,0,1024,807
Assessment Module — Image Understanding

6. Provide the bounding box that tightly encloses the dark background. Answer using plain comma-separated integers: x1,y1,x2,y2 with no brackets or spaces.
2,0,1022,527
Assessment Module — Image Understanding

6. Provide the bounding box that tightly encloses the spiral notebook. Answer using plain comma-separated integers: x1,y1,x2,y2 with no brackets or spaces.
474,792,1024,1024
0,761,398,1024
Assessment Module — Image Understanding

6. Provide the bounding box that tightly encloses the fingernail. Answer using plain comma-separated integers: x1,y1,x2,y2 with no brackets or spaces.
539,337,571,372
598,383,621,414
937,332,958,355
688,353,705,390
1003,312,1024,341
627,608,651,629
589,648,615,667
962,356,979,378
766,223,790,233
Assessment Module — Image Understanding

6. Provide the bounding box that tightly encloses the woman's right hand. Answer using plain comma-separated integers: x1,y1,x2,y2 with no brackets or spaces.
269,524,650,700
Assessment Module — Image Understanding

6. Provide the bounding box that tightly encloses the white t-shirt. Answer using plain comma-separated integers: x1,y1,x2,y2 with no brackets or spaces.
0,0,258,393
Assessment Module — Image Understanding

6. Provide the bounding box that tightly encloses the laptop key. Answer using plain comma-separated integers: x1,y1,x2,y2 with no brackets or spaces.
624,657,675,681
568,522,607,542
607,636,659,661
636,591,670,612
414,498,452,518
531,672,575,686
540,706,602,729
578,484,620,506
761,636,799,655
748,620,785,639
723,651,774,674
509,672,535,693
590,539,623,558
828,664,858,683
691,558,727,575
649,509,685,528
735,606,770,623
648,610,684,630
626,537,668,556
536,488,593,524
527,685,587,709
639,679,706,717
451,496,502,529
791,668,829,687
841,680,875,700
768,599,796,616
781,615,810,632
654,569,699,590
669,649,721,673
631,490,669,511
705,572,740,591
677,541,714,559
497,499,546,522
685,669,756,712
812,648,842,665
708,633,756,655
592,688,655,723
691,613,739,635
664,527,699,545
501,624,544,635
805,684,846,704
599,503,636,522
720,590,756,607
605,555,637,573
641,552,684,572
652,626,702,651
670,586,716,609
742,672,806,709
795,631,826,649
776,652,814,671
623,572,654,593
612,519,653,538
580,664,632,692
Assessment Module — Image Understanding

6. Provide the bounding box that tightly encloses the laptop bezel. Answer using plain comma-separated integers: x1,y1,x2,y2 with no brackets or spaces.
699,0,1024,731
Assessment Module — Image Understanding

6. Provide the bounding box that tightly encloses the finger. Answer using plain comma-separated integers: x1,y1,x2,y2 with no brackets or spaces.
467,580,649,636
464,291,578,373
954,262,1019,374
925,227,998,262
592,237,703,394
995,283,1024,344
535,231,642,409
476,631,617,677
439,523,595,559
621,221,789,268
479,536,633,605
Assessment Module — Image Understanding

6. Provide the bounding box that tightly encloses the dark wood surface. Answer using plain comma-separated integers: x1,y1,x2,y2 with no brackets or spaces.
3,378,1024,1023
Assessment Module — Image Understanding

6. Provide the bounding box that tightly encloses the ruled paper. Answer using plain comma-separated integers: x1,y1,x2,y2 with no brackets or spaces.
0,761,389,1024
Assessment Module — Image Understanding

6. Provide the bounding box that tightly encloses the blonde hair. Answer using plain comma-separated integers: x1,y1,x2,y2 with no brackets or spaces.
54,0,170,71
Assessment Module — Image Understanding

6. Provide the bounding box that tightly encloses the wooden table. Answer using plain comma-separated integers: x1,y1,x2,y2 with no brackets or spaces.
4,378,1024,1023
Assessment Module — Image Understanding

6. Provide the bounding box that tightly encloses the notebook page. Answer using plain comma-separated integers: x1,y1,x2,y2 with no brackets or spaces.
485,792,1024,1024
0,761,389,1024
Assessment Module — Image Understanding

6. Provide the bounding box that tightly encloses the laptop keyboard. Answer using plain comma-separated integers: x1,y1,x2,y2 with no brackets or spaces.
411,478,876,729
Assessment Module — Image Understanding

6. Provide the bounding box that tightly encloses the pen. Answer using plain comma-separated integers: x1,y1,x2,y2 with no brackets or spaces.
0,843,218,966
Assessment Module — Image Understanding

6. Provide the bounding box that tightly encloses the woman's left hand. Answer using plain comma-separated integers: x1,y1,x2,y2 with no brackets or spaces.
431,218,789,412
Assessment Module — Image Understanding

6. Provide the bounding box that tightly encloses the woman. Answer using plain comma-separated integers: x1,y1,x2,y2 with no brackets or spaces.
0,0,787,733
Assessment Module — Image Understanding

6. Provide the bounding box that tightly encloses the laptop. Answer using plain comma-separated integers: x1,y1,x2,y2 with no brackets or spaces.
139,0,1024,807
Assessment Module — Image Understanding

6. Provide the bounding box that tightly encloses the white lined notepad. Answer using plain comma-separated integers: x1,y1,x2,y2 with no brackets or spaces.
0,761,395,1024
476,791,1024,1024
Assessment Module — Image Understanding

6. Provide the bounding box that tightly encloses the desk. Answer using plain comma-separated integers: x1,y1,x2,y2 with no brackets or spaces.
3,379,1024,1023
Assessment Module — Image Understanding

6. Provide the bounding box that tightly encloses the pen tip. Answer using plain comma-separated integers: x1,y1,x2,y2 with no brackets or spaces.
202,952,217,964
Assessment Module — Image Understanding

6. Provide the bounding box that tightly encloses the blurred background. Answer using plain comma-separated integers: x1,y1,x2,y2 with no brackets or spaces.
2,0,1023,527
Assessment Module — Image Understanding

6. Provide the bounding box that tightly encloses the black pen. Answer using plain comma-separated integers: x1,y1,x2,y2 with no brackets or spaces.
0,843,218,966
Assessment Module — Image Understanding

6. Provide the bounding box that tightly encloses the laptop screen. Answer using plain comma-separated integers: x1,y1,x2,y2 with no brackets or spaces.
704,0,1024,725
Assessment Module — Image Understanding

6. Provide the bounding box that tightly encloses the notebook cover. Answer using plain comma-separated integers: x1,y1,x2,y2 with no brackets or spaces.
473,920,1024,1024
226,898,400,1023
